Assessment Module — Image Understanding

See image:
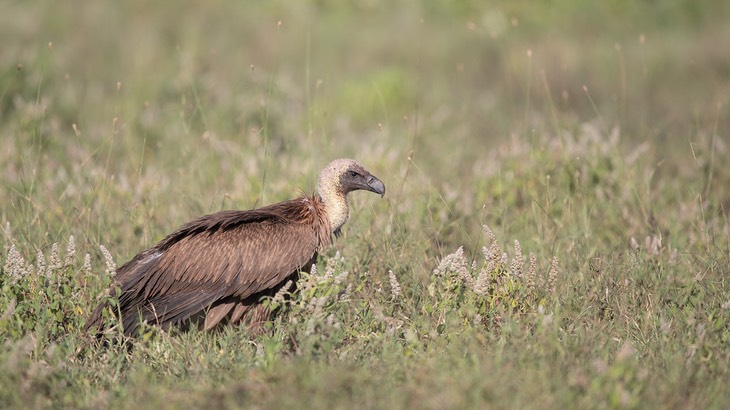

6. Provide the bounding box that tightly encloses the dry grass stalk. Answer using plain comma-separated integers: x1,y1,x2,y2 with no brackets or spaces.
547,256,559,292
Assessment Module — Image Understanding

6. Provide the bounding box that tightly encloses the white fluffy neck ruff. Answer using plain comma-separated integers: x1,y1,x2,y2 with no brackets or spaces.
317,159,356,233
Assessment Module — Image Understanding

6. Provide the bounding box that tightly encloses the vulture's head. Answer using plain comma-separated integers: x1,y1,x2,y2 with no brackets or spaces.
318,158,385,232
319,158,385,198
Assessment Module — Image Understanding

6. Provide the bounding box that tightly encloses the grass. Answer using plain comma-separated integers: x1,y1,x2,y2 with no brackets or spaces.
1,1,729,408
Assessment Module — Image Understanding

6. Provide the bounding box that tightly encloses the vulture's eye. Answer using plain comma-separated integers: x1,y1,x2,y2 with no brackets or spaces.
349,171,359,178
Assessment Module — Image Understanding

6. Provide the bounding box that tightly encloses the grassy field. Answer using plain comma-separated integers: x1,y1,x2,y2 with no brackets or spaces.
1,1,729,408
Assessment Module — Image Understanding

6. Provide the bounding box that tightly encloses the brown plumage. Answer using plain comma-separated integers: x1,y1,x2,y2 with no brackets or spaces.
85,159,385,337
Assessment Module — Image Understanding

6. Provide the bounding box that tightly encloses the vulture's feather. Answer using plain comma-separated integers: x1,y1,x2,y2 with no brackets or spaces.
85,159,385,337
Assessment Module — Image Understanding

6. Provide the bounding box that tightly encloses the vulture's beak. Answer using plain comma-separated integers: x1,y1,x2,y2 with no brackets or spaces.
367,175,386,198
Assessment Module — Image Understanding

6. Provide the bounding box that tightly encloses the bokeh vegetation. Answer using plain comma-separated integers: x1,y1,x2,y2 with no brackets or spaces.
1,1,729,408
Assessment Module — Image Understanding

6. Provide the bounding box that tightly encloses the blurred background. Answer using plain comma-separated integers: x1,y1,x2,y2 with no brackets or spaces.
1,0,728,260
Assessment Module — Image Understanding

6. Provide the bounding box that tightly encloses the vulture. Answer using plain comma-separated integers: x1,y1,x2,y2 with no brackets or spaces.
85,158,385,337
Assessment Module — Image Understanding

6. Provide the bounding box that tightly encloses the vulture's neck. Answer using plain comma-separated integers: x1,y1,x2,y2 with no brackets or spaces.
317,178,349,234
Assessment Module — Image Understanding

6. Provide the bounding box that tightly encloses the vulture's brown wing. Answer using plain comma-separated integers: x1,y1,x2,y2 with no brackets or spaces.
109,205,321,336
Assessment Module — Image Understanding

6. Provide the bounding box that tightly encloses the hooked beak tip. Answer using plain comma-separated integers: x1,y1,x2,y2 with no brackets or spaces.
368,176,386,198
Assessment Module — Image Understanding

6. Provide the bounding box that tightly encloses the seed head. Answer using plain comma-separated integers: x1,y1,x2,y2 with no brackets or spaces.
388,270,402,298
64,236,76,267
99,245,116,277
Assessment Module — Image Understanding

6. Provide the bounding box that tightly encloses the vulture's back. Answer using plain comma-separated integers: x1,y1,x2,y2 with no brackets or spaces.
85,196,330,336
